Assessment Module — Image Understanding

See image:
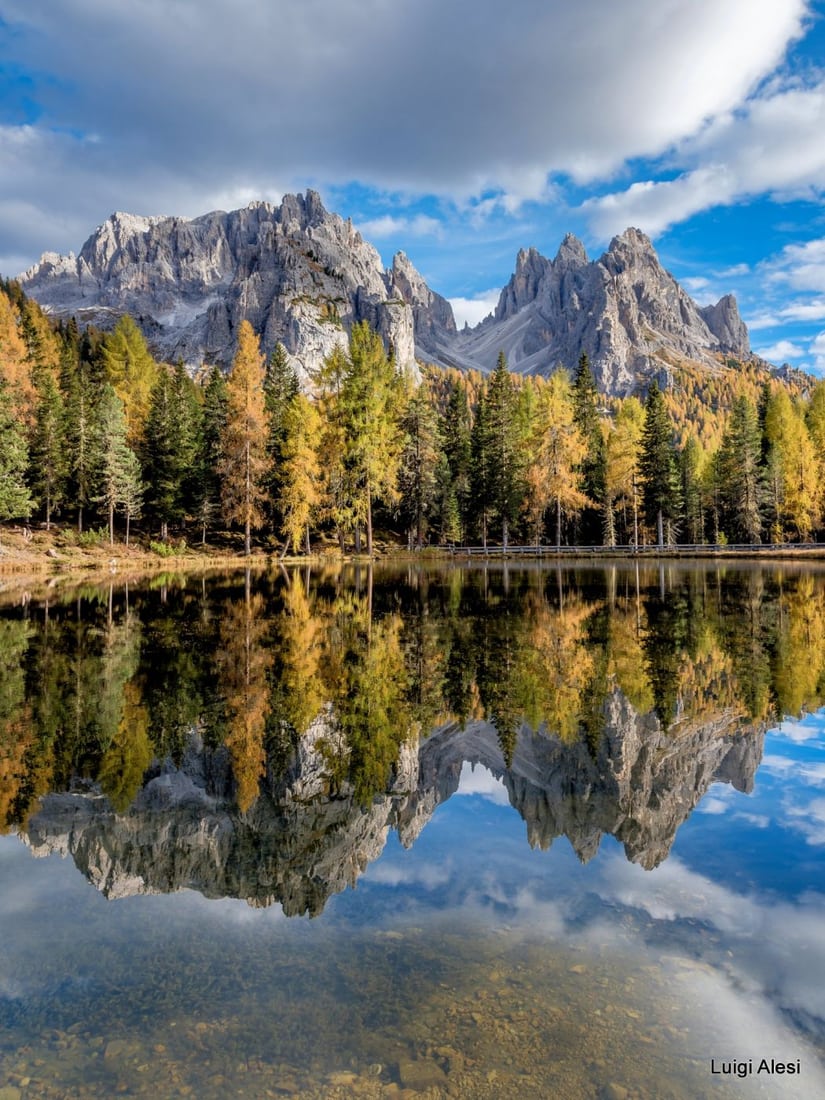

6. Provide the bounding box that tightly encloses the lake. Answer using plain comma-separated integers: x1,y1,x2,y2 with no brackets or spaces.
1,562,824,1099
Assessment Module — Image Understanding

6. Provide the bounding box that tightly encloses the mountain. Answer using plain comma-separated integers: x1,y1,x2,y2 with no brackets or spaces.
427,228,750,394
19,192,749,395
19,191,419,381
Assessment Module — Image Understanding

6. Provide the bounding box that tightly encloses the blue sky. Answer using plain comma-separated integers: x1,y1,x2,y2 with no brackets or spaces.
2,1,825,369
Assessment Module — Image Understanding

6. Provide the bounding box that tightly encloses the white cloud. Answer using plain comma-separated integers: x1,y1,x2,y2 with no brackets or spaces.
584,73,825,238
356,214,442,240
0,0,810,266
811,330,825,371
778,716,825,742
767,237,825,293
455,761,510,803
754,338,806,361
449,290,500,330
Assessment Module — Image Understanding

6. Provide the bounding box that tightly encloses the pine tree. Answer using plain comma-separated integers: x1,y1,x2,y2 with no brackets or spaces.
29,366,68,529
398,384,442,547
639,381,680,547
717,396,763,543
572,353,606,543
264,342,300,525
339,322,404,556
485,352,521,548
93,385,142,546
142,363,201,540
469,390,493,547
218,321,271,555
193,365,228,543
59,333,104,534
442,380,472,540
313,343,355,551
0,378,33,538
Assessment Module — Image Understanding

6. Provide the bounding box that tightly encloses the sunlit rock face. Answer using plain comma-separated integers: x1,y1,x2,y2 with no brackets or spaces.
20,192,417,383
21,199,748,397
24,695,764,913
432,228,750,395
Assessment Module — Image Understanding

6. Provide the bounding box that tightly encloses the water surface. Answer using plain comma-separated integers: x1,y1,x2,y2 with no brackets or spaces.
1,563,824,1098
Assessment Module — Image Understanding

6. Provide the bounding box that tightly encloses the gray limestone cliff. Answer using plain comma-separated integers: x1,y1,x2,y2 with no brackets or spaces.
21,201,749,397
429,228,751,395
23,695,764,913
20,192,418,381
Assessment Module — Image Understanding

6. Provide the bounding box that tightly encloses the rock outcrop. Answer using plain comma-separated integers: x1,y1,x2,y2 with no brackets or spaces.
20,198,749,397
432,228,750,395
24,695,764,913
20,192,417,381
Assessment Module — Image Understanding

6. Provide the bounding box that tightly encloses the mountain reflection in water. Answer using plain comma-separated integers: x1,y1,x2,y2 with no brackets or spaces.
2,563,825,1099
0,562,811,909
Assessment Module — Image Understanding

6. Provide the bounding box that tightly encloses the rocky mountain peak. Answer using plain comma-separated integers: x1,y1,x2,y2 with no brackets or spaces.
20,195,752,398
20,190,417,380
554,233,588,267
495,246,551,321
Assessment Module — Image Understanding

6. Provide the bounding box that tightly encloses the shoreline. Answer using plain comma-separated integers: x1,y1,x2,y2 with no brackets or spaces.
4,534,825,596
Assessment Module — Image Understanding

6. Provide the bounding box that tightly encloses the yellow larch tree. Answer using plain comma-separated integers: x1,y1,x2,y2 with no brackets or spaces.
278,393,322,557
525,369,590,547
219,321,271,555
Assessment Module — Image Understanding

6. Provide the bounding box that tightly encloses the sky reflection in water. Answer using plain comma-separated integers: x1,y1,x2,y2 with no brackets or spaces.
1,565,825,1098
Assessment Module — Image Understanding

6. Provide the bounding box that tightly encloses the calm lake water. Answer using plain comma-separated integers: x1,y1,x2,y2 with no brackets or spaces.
1,562,824,1099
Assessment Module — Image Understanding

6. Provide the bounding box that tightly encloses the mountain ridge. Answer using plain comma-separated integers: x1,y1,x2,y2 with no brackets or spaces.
20,191,750,396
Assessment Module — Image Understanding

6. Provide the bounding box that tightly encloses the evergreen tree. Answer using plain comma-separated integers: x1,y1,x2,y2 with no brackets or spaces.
639,381,680,546
485,352,521,547
142,363,201,539
441,380,472,540
469,390,493,547
193,364,228,543
313,343,355,550
339,322,404,556
218,321,271,555
264,342,300,524
142,368,179,540
398,384,442,547
93,385,143,546
29,366,68,529
0,378,33,537
572,353,606,543
433,453,462,544
717,396,763,543
60,330,104,532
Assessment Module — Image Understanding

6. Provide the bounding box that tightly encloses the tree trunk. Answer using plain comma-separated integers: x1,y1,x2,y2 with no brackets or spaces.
109,501,115,546
657,509,664,548
556,496,562,550
366,482,373,557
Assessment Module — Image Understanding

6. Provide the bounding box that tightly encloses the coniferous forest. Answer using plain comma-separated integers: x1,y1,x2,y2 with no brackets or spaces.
1,277,823,554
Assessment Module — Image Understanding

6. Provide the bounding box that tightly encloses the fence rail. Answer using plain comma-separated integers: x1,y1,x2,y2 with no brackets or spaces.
446,543,825,557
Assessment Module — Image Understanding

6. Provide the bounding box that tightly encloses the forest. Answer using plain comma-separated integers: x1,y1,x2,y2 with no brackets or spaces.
1,277,824,554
